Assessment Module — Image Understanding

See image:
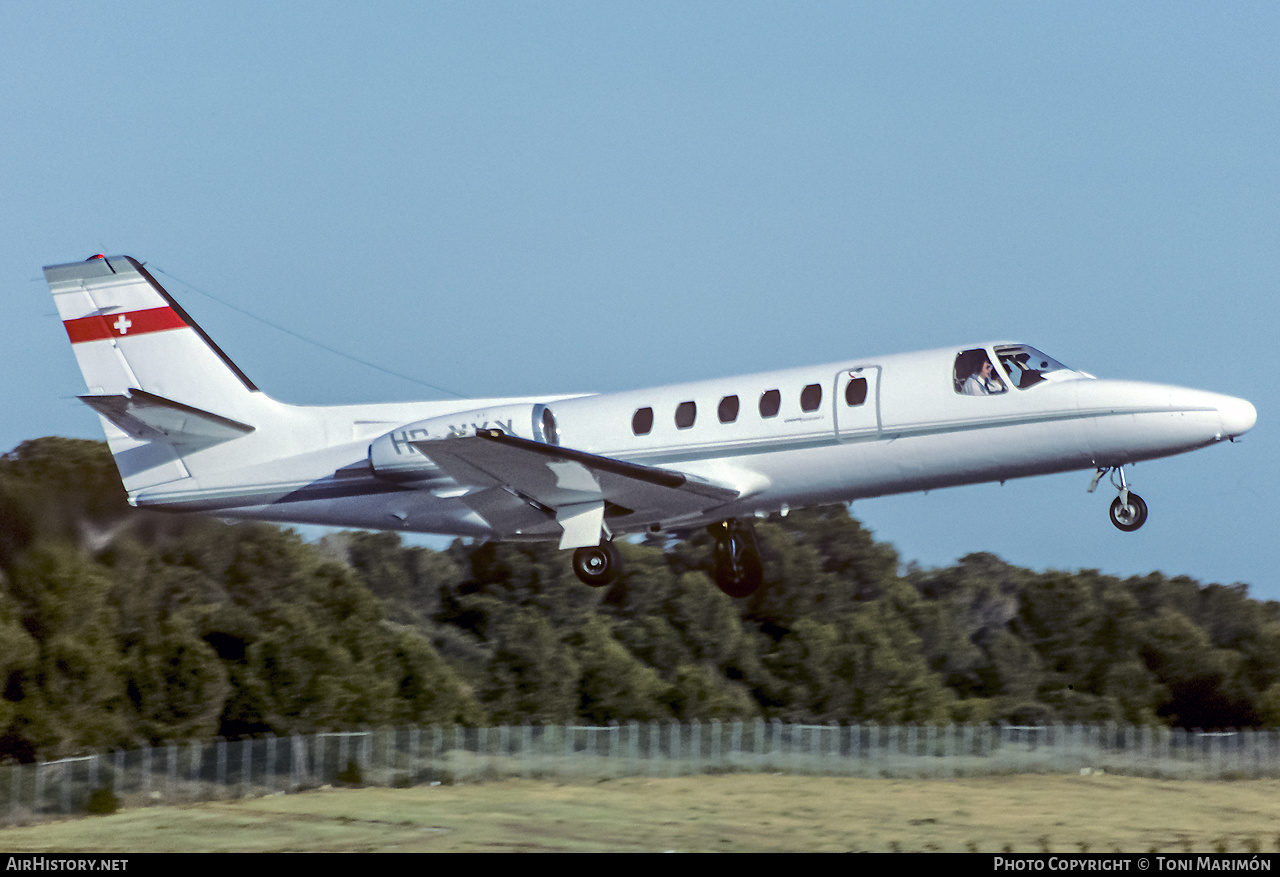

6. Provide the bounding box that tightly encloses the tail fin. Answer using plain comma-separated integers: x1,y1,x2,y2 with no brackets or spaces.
46,255,258,403
45,255,265,496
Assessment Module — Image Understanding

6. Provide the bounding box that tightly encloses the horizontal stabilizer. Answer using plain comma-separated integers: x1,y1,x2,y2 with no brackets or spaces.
80,389,255,449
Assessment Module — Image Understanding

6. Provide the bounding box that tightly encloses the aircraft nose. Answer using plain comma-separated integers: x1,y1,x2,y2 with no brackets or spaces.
1217,394,1257,439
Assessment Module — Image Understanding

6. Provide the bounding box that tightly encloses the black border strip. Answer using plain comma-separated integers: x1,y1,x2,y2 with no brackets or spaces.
124,256,260,392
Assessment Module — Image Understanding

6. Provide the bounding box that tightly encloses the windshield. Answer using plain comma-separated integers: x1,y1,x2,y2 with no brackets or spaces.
994,345,1076,389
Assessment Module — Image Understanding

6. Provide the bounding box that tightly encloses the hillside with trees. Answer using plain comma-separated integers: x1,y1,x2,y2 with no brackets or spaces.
1,436,1277,761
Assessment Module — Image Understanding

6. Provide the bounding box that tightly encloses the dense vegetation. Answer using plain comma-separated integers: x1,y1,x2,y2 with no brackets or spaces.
1,437,1277,761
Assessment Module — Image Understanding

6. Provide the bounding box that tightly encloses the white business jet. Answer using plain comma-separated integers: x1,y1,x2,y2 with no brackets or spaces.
46,255,1256,597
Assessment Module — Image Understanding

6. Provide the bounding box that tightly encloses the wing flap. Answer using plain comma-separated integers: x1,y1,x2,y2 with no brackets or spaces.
410,429,739,541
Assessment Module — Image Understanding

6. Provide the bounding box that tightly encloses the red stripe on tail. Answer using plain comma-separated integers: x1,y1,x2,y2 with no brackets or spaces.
63,307,188,344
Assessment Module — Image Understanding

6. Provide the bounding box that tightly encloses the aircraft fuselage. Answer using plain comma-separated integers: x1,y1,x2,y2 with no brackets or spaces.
136,344,1252,542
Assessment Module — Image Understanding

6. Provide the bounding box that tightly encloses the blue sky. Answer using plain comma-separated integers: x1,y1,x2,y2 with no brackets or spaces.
4,3,1277,598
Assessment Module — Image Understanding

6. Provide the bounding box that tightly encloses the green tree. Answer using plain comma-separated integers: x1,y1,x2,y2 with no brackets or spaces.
4,544,130,755
481,607,579,724
571,616,673,723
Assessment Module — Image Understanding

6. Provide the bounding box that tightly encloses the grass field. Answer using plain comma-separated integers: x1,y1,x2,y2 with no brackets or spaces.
2,774,1278,852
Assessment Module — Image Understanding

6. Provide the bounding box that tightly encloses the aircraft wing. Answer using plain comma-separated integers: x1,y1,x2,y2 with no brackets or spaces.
410,429,739,548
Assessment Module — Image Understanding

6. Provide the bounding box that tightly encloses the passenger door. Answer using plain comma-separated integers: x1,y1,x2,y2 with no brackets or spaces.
835,366,881,440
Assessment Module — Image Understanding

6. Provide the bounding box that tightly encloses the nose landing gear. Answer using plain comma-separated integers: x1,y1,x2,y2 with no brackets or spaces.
1089,466,1148,532
1109,493,1148,531
708,519,763,598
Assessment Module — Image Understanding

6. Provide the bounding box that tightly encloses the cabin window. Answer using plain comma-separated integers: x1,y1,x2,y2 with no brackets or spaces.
718,395,740,423
542,408,560,445
954,349,1007,396
800,383,822,412
759,389,781,418
632,407,653,436
845,377,868,406
675,401,697,429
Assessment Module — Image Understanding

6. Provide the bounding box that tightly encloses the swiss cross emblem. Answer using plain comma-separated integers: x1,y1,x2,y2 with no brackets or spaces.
113,315,132,335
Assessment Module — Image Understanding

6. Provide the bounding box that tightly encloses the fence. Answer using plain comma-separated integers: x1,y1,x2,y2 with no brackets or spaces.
4,722,1279,825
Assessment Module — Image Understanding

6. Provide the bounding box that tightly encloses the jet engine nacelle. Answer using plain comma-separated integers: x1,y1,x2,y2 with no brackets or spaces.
369,402,556,480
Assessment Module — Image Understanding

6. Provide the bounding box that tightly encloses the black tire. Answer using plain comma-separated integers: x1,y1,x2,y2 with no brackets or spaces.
573,541,621,587
1109,493,1148,532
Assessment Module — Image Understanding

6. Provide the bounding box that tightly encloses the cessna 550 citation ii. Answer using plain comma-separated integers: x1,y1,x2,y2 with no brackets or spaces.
46,255,1256,597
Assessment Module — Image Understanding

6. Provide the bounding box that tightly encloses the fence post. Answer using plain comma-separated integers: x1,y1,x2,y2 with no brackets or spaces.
628,722,639,776
9,762,21,826
239,738,251,798
1158,725,1170,778
849,724,861,777
616,722,626,776
927,726,938,778
572,723,580,777
410,727,421,786
376,727,386,788
647,721,659,777
190,741,202,800
361,731,372,784
216,739,226,794
296,734,307,791
691,721,701,775
268,734,279,794
166,742,177,802
34,757,45,819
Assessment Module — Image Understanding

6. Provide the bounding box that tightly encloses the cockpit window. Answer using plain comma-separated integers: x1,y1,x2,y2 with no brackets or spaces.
954,349,1007,396
995,345,1074,389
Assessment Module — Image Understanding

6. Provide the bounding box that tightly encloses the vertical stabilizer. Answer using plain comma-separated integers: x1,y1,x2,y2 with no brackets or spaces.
45,255,266,496
46,255,258,405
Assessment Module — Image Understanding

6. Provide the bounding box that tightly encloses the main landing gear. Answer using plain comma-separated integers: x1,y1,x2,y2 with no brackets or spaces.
1089,466,1148,532
570,519,764,598
708,519,764,598
573,540,621,587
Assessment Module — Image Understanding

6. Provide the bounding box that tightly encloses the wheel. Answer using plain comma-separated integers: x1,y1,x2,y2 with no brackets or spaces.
1109,493,1148,532
572,541,621,587
711,520,763,598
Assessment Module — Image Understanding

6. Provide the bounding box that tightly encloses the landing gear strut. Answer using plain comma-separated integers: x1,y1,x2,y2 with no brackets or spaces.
708,519,763,598
572,540,621,587
1089,466,1148,532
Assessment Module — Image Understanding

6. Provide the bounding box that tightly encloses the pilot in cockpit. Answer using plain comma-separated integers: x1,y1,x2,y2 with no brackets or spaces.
961,354,1006,396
